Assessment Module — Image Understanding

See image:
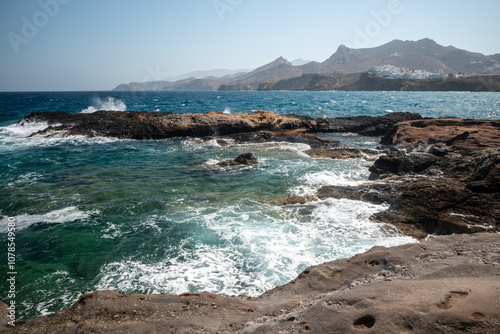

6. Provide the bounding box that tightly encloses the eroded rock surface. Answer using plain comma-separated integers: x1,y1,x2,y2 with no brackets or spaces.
5,233,500,333
381,118,500,151
316,118,500,239
21,110,421,140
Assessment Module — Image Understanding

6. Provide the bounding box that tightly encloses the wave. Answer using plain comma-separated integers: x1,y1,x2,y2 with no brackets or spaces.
81,97,127,113
94,199,414,297
0,206,95,233
0,122,123,151
2,120,51,137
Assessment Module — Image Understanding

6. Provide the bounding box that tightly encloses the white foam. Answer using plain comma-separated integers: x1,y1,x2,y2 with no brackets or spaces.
289,159,371,197
20,270,79,317
182,137,223,149
95,199,414,298
0,207,94,232
1,121,52,137
239,142,311,158
222,107,231,114
0,122,123,151
205,158,220,166
81,97,127,113
7,172,43,187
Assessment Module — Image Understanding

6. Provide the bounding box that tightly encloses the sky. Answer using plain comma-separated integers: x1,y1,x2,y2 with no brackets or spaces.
1,0,500,91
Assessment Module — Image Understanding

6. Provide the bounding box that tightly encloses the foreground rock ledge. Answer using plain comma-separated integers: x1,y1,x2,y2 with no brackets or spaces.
3,233,499,333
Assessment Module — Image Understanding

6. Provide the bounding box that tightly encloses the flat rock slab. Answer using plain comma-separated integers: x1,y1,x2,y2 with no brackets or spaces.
5,233,500,333
382,118,500,151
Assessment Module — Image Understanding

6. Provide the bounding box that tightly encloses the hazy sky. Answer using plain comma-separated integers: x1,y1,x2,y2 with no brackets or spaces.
1,0,500,91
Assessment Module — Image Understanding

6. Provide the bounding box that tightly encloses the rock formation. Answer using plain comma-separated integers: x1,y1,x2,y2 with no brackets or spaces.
21,110,422,140
316,118,500,239
217,153,259,167
5,233,500,333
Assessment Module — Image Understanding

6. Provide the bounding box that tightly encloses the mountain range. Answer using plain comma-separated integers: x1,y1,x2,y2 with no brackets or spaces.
113,39,500,91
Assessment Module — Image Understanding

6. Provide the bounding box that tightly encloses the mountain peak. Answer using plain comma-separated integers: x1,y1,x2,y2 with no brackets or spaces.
416,38,438,45
337,44,350,52
251,56,292,74
273,56,290,65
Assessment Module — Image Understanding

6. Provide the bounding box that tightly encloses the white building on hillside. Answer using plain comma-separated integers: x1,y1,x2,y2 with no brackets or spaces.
368,65,459,80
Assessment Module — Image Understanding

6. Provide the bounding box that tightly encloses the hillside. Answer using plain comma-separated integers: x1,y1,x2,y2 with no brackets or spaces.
258,73,500,92
113,39,500,91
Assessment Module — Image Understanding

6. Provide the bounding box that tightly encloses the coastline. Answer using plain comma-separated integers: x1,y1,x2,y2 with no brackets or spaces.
3,233,499,333
2,109,499,332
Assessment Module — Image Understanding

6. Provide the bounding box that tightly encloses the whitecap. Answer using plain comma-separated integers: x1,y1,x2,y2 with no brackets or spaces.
222,107,231,114
239,142,311,158
80,97,127,113
1,120,52,138
94,200,414,298
0,121,124,151
0,207,95,232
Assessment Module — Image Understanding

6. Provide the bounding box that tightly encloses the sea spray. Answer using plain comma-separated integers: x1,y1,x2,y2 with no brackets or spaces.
81,97,127,113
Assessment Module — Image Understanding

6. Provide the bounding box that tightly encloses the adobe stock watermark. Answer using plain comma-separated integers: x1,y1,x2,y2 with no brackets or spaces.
213,0,243,21
7,0,71,54
352,0,405,48
143,64,171,82
6,217,17,327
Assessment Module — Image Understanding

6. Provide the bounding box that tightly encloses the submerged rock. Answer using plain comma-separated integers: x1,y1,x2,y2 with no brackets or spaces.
217,153,258,167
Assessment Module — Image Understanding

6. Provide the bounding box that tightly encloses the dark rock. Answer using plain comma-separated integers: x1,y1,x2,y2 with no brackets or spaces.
221,128,342,149
20,110,423,140
368,150,438,180
315,115,500,240
324,112,423,136
464,149,500,193
316,184,394,205
217,153,258,167
23,110,320,140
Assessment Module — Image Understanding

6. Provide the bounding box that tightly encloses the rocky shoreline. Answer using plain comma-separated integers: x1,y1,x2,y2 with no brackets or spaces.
3,233,499,333
3,110,499,332
313,118,500,239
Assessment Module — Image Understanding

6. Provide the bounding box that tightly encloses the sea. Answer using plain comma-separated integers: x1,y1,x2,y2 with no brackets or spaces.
1,91,499,320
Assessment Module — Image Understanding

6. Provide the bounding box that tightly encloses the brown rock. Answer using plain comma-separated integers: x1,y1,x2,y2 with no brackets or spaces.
8,234,500,333
381,118,500,151
22,110,320,140
21,110,423,141
0,301,12,329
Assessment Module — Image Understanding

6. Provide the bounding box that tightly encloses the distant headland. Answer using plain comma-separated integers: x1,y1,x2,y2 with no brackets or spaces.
113,39,500,92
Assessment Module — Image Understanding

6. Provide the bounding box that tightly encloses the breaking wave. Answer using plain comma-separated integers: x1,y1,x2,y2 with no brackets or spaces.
81,97,127,113
0,206,95,233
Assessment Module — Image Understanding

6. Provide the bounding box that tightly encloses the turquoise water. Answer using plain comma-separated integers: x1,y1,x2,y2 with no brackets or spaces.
1,91,499,319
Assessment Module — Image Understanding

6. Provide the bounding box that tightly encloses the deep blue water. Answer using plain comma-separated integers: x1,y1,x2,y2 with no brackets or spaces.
0,91,499,319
